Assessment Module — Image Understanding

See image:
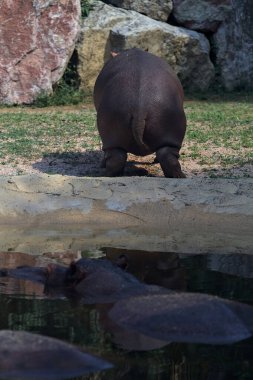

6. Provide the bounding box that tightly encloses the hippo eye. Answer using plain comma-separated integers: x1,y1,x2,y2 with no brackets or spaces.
64,263,76,282
65,262,87,286
74,269,87,284
69,261,77,274
116,254,129,270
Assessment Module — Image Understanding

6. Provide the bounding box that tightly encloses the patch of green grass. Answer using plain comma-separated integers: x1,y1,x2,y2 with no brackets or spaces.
0,109,97,162
32,82,89,107
0,93,252,176
80,0,93,18
182,96,253,169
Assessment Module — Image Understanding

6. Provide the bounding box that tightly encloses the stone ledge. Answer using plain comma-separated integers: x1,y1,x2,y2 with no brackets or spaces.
0,174,252,254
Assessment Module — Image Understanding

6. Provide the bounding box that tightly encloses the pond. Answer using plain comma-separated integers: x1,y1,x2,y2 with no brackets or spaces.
1,248,253,380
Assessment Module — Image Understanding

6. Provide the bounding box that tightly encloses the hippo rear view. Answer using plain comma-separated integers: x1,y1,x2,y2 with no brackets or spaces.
93,48,186,177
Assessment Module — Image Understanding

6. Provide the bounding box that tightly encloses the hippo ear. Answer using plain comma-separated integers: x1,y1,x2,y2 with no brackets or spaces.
111,51,118,58
44,264,54,282
45,264,56,277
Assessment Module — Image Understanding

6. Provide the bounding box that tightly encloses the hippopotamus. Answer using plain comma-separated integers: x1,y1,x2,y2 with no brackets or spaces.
109,292,253,345
0,330,112,379
93,48,186,177
2,256,253,345
0,256,167,303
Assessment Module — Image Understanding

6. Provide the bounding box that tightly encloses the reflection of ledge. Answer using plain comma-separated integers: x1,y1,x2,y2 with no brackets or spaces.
0,174,252,254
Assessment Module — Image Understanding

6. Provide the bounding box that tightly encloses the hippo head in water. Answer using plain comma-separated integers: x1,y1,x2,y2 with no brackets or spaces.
0,256,164,303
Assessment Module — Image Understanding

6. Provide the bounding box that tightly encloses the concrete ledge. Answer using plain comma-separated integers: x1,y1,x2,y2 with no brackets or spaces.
0,174,252,254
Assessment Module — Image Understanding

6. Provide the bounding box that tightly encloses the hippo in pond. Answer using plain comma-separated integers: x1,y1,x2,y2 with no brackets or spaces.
0,257,167,303
93,48,186,177
1,256,253,345
0,330,112,380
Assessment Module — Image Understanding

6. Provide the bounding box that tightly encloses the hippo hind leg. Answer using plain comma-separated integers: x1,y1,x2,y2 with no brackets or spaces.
103,148,127,176
156,146,186,178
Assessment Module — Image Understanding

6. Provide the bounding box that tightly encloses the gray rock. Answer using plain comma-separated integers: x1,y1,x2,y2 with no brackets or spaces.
102,0,173,21
172,0,232,32
211,0,253,90
77,1,214,91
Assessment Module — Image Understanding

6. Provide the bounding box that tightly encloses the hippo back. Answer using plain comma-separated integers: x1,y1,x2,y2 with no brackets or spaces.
93,48,186,157
94,48,184,110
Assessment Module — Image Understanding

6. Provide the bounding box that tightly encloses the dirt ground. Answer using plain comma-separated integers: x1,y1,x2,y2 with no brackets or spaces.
1,149,252,178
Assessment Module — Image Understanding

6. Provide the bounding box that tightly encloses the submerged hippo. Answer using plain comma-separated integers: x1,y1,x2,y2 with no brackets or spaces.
0,257,167,303
0,330,112,380
1,257,253,345
93,48,186,177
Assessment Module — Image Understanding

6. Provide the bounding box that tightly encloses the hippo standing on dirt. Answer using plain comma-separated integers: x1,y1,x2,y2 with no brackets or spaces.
93,48,186,177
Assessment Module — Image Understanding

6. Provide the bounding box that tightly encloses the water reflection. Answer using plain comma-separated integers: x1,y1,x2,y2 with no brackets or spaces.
103,247,187,291
1,249,253,379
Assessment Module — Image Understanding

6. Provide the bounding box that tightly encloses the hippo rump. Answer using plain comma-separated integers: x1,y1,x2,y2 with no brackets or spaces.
93,48,186,178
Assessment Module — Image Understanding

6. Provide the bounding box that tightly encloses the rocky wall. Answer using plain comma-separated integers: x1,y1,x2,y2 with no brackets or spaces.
76,0,253,93
0,0,252,104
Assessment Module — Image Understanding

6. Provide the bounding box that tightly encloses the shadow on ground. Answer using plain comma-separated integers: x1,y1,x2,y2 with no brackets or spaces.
32,151,156,177
32,151,253,178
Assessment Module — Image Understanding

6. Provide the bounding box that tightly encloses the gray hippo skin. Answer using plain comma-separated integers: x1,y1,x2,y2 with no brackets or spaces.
0,257,166,303
0,330,112,379
93,48,186,177
2,257,253,345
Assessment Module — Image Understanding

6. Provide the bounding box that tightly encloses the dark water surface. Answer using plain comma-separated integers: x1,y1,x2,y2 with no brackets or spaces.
1,249,253,380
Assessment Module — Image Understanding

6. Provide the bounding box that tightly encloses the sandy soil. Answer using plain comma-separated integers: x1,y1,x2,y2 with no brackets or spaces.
0,150,252,178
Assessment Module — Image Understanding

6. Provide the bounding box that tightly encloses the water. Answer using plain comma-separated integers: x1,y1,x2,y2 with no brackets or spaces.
1,249,253,379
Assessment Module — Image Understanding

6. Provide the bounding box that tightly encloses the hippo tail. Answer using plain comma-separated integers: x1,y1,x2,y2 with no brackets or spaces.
131,116,149,151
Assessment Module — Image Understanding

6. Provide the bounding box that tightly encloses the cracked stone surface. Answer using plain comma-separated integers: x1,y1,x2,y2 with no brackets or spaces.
0,174,252,255
0,0,81,104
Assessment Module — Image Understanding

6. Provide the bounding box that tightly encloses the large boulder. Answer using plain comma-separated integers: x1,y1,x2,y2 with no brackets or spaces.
172,0,232,33
0,0,81,105
102,0,173,22
211,0,253,90
77,2,130,91
77,1,214,92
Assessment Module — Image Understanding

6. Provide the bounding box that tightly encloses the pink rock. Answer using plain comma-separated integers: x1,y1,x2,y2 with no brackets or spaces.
0,0,81,104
